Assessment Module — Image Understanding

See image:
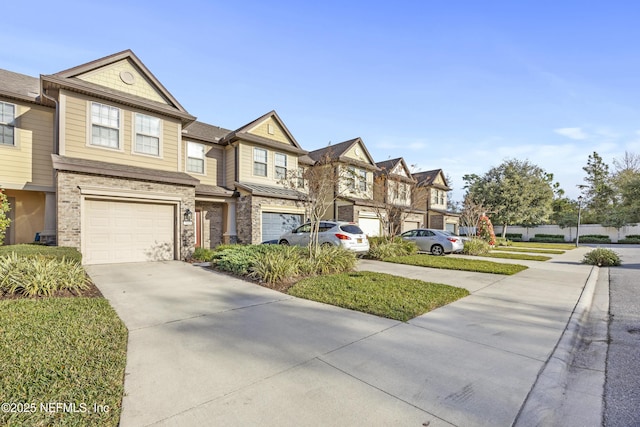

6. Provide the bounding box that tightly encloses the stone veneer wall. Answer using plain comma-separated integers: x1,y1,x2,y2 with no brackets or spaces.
337,205,354,222
56,171,196,259
236,194,304,244
429,214,445,230
198,202,224,248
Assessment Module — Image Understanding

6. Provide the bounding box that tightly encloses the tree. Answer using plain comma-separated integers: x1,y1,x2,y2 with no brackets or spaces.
612,151,640,223
280,151,353,257
463,159,554,238
372,162,427,240
582,152,615,223
551,197,579,240
459,194,487,237
0,188,10,245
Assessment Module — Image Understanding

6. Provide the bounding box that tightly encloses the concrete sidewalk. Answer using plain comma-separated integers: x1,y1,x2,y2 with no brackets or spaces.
88,246,598,426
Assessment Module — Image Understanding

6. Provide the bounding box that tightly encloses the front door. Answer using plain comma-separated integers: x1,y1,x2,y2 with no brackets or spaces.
195,210,202,248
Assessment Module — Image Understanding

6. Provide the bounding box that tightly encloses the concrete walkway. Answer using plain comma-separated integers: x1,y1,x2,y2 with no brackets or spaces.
87,247,598,426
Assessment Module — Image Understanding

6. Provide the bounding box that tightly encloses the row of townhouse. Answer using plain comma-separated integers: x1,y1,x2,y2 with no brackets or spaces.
0,50,459,264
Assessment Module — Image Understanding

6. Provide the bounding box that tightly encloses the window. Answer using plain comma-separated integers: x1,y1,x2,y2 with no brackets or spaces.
399,183,408,201
187,142,205,174
357,169,367,192
347,166,356,190
297,166,305,188
0,102,15,146
275,153,287,179
134,113,160,156
440,192,446,205
91,102,120,148
254,148,267,176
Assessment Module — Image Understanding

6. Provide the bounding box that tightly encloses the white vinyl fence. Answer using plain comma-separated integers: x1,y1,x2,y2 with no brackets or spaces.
492,224,640,243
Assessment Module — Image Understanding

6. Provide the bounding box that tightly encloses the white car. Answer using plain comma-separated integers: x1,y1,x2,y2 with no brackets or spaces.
400,228,464,255
279,221,370,254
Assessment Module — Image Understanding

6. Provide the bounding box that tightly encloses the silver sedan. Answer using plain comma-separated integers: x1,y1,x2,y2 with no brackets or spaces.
400,228,464,255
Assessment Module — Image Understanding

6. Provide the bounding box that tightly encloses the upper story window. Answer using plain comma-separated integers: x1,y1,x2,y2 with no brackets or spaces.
134,113,160,156
357,169,367,192
432,190,445,205
91,102,120,149
275,153,287,179
0,102,15,146
297,166,305,189
254,148,267,177
187,142,205,174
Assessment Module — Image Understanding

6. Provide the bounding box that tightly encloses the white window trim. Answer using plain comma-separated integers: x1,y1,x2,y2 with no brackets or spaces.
186,141,206,175
253,148,268,177
274,152,287,180
86,101,124,152
131,112,163,158
0,101,17,148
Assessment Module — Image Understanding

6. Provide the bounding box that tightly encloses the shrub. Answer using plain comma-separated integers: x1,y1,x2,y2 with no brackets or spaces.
495,237,512,246
477,215,496,246
191,247,215,262
529,237,566,243
534,234,564,239
505,233,523,241
250,246,302,283
462,238,490,255
578,235,611,244
619,238,640,244
211,245,268,275
367,237,417,260
302,245,357,275
582,248,621,266
0,253,89,297
624,234,640,239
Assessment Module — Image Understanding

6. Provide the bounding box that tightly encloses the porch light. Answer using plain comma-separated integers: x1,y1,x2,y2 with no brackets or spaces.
184,208,193,223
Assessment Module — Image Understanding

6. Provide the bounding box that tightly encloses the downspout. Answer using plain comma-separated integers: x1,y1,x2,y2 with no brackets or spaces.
40,87,59,153
40,85,59,245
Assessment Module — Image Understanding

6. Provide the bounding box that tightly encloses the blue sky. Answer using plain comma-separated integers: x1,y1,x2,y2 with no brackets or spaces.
3,1,639,201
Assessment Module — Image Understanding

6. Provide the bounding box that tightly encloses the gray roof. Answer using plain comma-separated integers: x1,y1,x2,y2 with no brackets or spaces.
307,138,358,162
183,121,231,143
52,155,199,186
0,69,40,102
196,184,234,197
235,182,304,200
412,169,450,189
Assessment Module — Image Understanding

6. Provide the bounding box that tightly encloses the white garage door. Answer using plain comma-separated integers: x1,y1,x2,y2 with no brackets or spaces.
84,199,175,264
261,212,303,243
402,220,420,233
358,217,381,237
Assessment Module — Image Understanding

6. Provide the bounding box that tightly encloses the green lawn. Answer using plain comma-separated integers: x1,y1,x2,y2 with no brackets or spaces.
509,242,575,250
482,252,552,261
288,271,469,322
0,298,127,427
493,247,565,255
384,254,528,275
0,244,83,263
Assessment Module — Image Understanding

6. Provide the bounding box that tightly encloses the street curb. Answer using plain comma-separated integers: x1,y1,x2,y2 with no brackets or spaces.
512,265,599,427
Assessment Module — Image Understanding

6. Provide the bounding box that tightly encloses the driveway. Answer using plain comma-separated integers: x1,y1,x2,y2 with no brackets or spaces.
87,250,595,426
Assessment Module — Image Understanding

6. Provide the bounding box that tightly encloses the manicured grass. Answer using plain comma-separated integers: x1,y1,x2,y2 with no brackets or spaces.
0,244,82,263
384,254,528,275
288,271,469,321
0,298,127,427
493,247,565,255
509,241,575,250
481,252,551,261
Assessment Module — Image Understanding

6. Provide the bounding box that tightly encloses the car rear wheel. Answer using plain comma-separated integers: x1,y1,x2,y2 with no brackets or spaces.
431,244,444,256
279,240,289,245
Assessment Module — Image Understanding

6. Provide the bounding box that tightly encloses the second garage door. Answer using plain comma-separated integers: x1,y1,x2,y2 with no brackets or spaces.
358,216,381,237
261,212,303,243
84,199,175,264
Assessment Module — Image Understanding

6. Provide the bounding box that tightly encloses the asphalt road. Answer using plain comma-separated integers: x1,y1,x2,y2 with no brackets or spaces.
604,246,640,427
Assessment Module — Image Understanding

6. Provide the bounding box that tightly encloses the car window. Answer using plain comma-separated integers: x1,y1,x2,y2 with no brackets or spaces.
340,225,364,235
401,230,416,237
318,222,334,232
295,224,311,233
423,230,435,237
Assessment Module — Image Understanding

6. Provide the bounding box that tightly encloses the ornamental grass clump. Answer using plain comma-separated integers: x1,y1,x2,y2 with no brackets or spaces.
366,237,418,260
0,253,89,297
582,248,621,267
462,238,490,255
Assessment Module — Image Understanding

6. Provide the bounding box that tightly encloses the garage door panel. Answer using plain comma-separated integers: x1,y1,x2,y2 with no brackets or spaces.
359,217,381,237
262,212,302,243
84,199,175,264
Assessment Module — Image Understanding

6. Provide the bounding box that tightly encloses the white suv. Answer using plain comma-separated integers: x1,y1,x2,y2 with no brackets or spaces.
278,221,370,254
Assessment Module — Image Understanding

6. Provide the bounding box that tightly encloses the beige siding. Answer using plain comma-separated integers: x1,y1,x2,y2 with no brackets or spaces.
3,189,45,244
77,59,168,104
237,141,299,186
343,141,373,165
338,165,373,200
182,140,223,186
225,145,235,187
62,91,180,172
0,100,54,188
247,117,291,145
434,172,445,185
